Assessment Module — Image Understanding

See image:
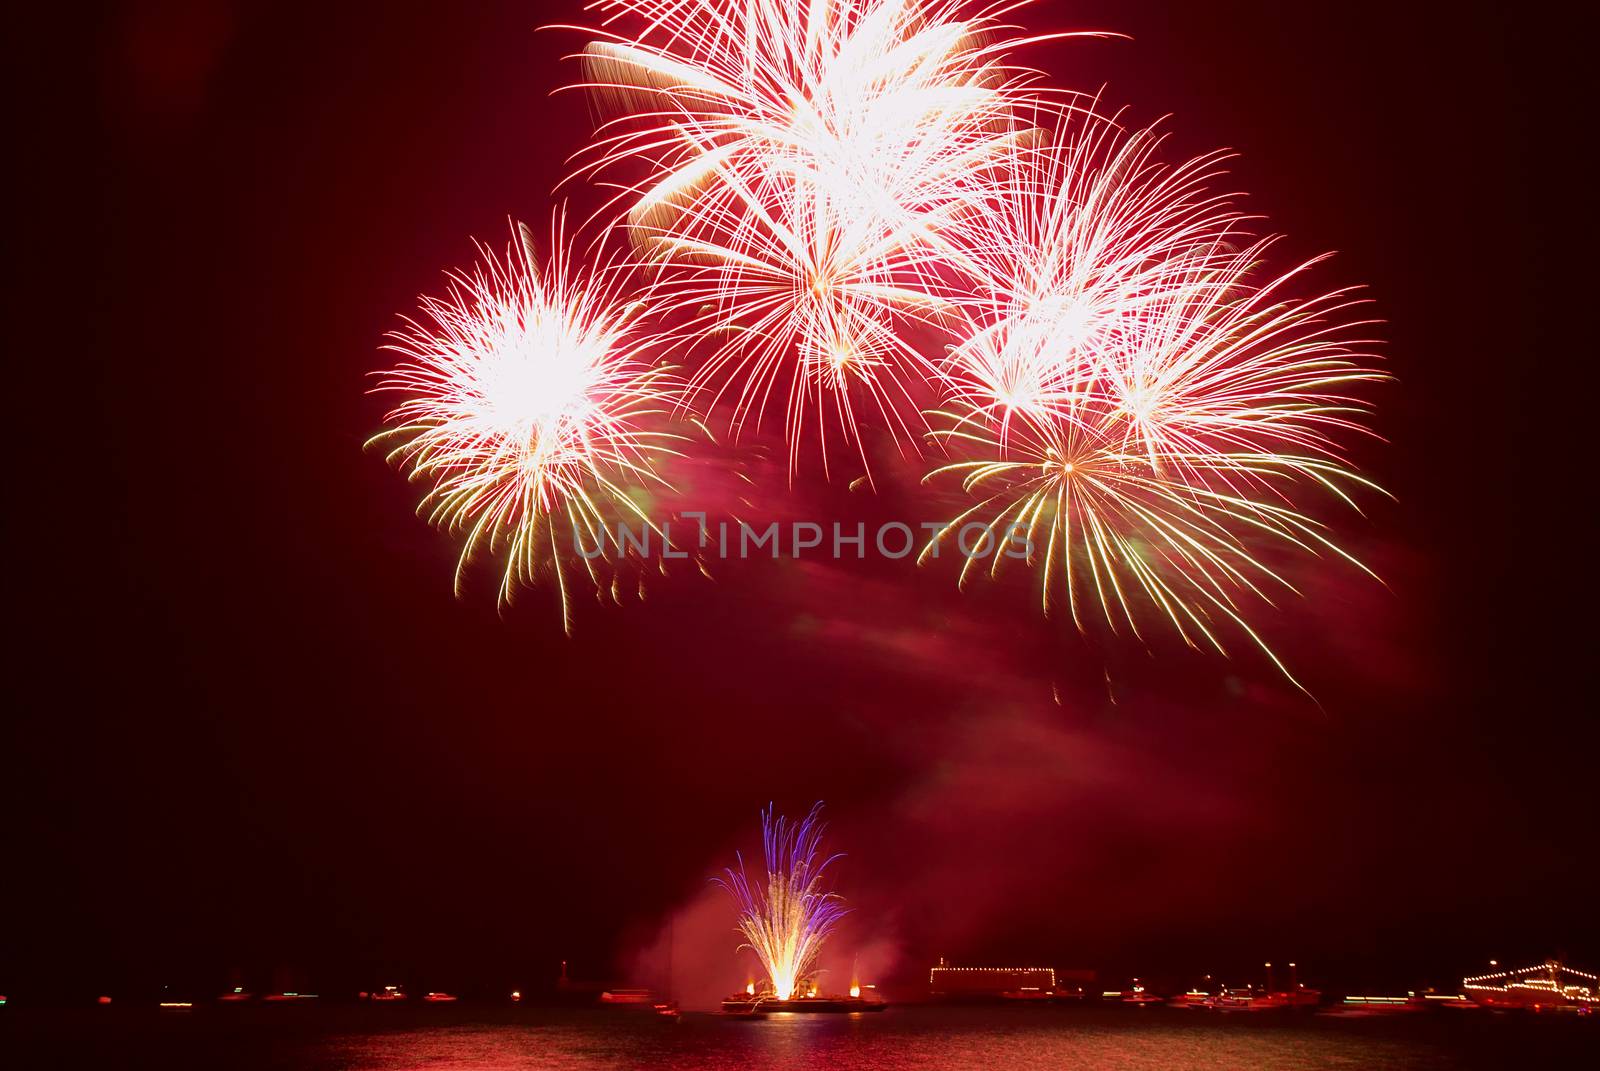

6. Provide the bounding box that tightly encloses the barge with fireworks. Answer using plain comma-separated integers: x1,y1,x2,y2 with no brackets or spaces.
722,972,885,1014
720,993,886,1014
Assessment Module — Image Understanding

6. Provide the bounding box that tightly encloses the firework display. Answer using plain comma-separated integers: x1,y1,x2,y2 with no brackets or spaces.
370,0,1385,678
921,113,1384,684
370,215,683,630
570,0,1077,474
933,113,1245,436
718,804,849,1001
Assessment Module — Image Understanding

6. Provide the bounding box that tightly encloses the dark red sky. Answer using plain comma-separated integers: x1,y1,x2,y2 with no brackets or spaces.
6,1,1592,999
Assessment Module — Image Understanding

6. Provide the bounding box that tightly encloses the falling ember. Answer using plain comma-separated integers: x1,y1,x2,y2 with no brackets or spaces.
717,803,849,1001
369,213,686,630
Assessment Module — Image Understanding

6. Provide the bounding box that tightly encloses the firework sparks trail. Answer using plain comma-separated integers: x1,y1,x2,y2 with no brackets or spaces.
369,214,685,630
364,4,1389,679
923,122,1388,687
937,111,1250,438
919,116,1388,685
717,803,849,1001
566,0,1093,476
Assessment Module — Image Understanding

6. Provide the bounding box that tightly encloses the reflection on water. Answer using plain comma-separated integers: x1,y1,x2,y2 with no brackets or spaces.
5,1005,1596,1070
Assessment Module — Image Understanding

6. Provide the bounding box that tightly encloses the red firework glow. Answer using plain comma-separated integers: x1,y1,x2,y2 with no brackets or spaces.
369,0,1386,678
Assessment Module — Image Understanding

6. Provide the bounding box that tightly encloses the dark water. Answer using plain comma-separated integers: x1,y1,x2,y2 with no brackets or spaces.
4,1005,1595,1070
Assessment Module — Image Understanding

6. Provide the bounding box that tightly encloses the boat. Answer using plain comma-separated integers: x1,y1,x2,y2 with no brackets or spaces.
929,964,1062,1002
1102,979,1162,1006
720,994,886,1013
1191,987,1320,1012
1228,990,1317,1012
421,992,457,1003
1320,995,1428,1017
1463,960,1599,1012
368,985,408,1002
599,988,656,1005
724,972,886,1014
999,988,1056,1003
1178,963,1321,1012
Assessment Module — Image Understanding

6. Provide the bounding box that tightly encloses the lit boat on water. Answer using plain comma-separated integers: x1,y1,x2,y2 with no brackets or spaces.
720,994,886,1013
1170,964,1320,1011
1322,995,1429,1016
929,964,1072,1003
1211,988,1320,1012
599,988,656,1005
999,988,1056,1003
723,973,887,1014
1103,979,1162,1006
598,987,684,1018
1463,960,1598,1012
1175,985,1321,1012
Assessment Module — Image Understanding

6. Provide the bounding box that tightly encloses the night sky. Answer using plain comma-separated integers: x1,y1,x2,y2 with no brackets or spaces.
6,1,1592,1003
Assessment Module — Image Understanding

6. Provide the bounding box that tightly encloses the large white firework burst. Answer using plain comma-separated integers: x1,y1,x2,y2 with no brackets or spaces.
371,214,683,628
568,0,1085,475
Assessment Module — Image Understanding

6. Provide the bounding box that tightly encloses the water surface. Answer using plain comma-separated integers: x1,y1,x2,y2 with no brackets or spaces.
5,1004,1595,1069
